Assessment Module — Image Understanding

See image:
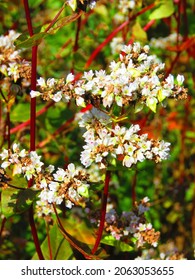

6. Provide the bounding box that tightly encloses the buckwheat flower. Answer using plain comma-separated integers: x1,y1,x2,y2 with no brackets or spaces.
40,178,47,189
67,163,77,178
121,44,132,54
165,74,174,89
122,155,135,168
138,53,148,62
47,78,56,88
83,70,94,80
37,77,46,87
30,90,41,98
138,223,147,232
48,181,59,192
143,197,150,203
7,62,19,82
1,161,10,169
68,187,80,202
65,200,74,209
0,149,8,160
66,72,75,83
76,96,85,107
133,42,141,53
45,164,55,173
53,168,66,182
24,166,36,180
177,74,184,86
157,141,171,160
52,91,62,102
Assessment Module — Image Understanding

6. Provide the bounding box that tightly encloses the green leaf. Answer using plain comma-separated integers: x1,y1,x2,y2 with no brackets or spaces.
1,188,37,218
101,235,133,252
15,32,47,49
157,89,167,102
134,102,144,113
149,0,175,20
132,21,147,42
47,12,82,34
11,103,44,122
32,223,74,260
146,96,158,113
1,188,18,218
14,189,38,213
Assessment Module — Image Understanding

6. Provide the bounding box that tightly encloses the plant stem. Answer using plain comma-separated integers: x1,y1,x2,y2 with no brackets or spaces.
30,45,38,152
91,170,111,255
23,0,44,260
28,206,44,260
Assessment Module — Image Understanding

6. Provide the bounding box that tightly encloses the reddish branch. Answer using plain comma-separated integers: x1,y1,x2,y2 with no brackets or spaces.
23,0,44,260
84,3,156,69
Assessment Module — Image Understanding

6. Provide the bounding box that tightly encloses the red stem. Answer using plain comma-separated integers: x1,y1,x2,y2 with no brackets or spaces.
91,170,111,255
28,206,44,259
85,20,129,68
23,0,44,260
84,3,156,69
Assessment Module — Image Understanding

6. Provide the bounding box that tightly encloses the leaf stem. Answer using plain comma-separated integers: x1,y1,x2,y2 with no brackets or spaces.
91,170,111,255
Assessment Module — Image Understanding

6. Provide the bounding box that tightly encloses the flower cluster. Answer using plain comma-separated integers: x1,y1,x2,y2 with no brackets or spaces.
32,42,187,114
0,144,90,216
118,0,136,14
92,197,160,247
150,33,183,50
0,30,31,83
79,107,170,169
113,0,137,24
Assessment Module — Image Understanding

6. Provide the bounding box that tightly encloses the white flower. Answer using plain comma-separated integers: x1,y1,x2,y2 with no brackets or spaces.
76,96,85,107
121,44,132,54
67,163,77,178
65,200,74,209
177,74,184,85
165,74,174,89
46,165,55,173
53,168,66,182
66,73,75,83
37,77,46,87
122,155,134,168
49,181,59,192
47,78,56,88
75,87,85,96
0,149,8,160
83,70,94,80
52,91,62,102
30,90,41,98
1,161,11,169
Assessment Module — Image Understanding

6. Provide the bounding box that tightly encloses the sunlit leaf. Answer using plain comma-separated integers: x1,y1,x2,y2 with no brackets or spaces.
32,223,74,260
101,235,133,252
149,0,175,20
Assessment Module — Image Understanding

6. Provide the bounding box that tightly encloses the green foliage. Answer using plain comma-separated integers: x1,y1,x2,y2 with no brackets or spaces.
149,0,175,20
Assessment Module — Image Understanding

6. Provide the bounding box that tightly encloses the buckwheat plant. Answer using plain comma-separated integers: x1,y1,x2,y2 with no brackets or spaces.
0,0,189,260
